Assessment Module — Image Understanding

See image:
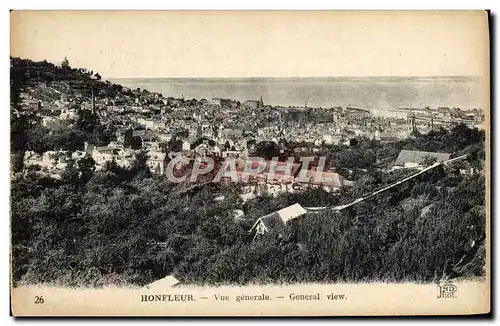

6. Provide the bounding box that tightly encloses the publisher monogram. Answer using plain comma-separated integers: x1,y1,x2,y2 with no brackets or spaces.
437,283,457,299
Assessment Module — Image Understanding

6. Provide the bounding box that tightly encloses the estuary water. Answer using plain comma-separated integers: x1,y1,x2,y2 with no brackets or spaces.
111,76,485,114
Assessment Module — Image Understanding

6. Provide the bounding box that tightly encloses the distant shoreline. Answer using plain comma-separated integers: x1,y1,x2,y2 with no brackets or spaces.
110,76,483,83
108,75,484,111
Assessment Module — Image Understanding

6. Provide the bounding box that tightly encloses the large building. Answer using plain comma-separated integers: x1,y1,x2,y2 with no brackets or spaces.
243,96,264,109
28,101,41,111
211,98,231,107
146,152,168,175
343,107,371,121
394,150,451,169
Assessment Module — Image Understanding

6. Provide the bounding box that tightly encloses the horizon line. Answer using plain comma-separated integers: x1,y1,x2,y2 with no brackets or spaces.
108,75,482,80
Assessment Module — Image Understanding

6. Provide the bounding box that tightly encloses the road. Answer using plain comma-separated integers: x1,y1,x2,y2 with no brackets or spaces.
305,154,468,213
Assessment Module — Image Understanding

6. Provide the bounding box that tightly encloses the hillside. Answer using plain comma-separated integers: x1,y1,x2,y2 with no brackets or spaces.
10,58,487,287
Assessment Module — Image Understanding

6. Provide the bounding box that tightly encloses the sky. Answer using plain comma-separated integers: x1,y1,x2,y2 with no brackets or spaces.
10,10,489,79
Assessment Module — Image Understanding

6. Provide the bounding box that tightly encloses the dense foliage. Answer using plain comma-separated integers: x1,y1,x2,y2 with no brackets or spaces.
11,127,486,287
10,57,124,155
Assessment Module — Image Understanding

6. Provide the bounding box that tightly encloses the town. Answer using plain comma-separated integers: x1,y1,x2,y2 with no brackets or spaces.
13,58,485,198
10,57,486,288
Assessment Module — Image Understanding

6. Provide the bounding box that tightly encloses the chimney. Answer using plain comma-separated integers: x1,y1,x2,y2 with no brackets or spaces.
91,86,95,115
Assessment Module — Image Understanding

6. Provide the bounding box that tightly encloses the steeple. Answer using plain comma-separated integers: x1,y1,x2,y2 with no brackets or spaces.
260,96,264,107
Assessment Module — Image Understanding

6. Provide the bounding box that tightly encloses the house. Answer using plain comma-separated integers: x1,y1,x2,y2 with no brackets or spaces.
182,140,191,152
293,169,353,192
146,151,168,175
41,151,59,169
343,107,371,121
194,143,210,157
219,138,235,150
221,150,244,159
54,161,68,172
136,131,154,145
199,124,213,138
92,147,118,166
23,151,42,168
342,138,358,147
220,128,243,139
137,118,159,130
211,98,231,107
144,141,161,151
242,100,262,110
145,275,180,289
394,150,451,169
323,134,334,145
28,101,41,111
116,126,134,146
158,133,173,142
71,150,86,161
187,128,198,142
323,133,344,145
249,203,307,239
42,116,59,128
375,130,401,143
211,145,222,157
59,108,78,120
116,157,134,169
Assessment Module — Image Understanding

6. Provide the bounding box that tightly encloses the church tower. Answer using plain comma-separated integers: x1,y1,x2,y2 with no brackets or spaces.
407,112,416,132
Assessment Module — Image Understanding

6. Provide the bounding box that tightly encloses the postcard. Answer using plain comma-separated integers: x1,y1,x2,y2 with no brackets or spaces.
10,10,490,316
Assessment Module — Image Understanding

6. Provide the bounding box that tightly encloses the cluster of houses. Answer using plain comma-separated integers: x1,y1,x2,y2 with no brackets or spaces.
16,75,481,197
20,133,475,199
387,106,485,130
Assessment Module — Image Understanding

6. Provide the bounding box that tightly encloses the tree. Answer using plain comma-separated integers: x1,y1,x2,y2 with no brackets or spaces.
130,151,151,177
167,137,183,152
11,115,30,153
61,57,70,69
174,130,189,139
77,155,96,183
76,109,100,134
10,57,27,110
11,152,25,173
61,159,80,185
123,128,134,148
255,141,280,160
422,155,438,167
191,137,216,149
131,136,143,150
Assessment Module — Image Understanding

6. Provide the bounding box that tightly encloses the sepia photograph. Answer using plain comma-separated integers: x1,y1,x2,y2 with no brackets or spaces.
9,10,490,316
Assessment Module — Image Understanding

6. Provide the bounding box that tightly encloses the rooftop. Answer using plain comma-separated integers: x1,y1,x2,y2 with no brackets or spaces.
395,150,451,166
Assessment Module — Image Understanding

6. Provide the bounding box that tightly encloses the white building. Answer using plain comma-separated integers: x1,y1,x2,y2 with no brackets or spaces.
146,152,168,175
182,140,191,152
92,147,116,167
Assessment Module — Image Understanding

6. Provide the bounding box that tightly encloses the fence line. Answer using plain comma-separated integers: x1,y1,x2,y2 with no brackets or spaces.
305,154,468,213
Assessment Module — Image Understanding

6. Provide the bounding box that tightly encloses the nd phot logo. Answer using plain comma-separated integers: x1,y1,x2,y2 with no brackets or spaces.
437,282,457,299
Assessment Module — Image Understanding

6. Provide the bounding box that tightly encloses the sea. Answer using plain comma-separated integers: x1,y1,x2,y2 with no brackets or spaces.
110,76,485,116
